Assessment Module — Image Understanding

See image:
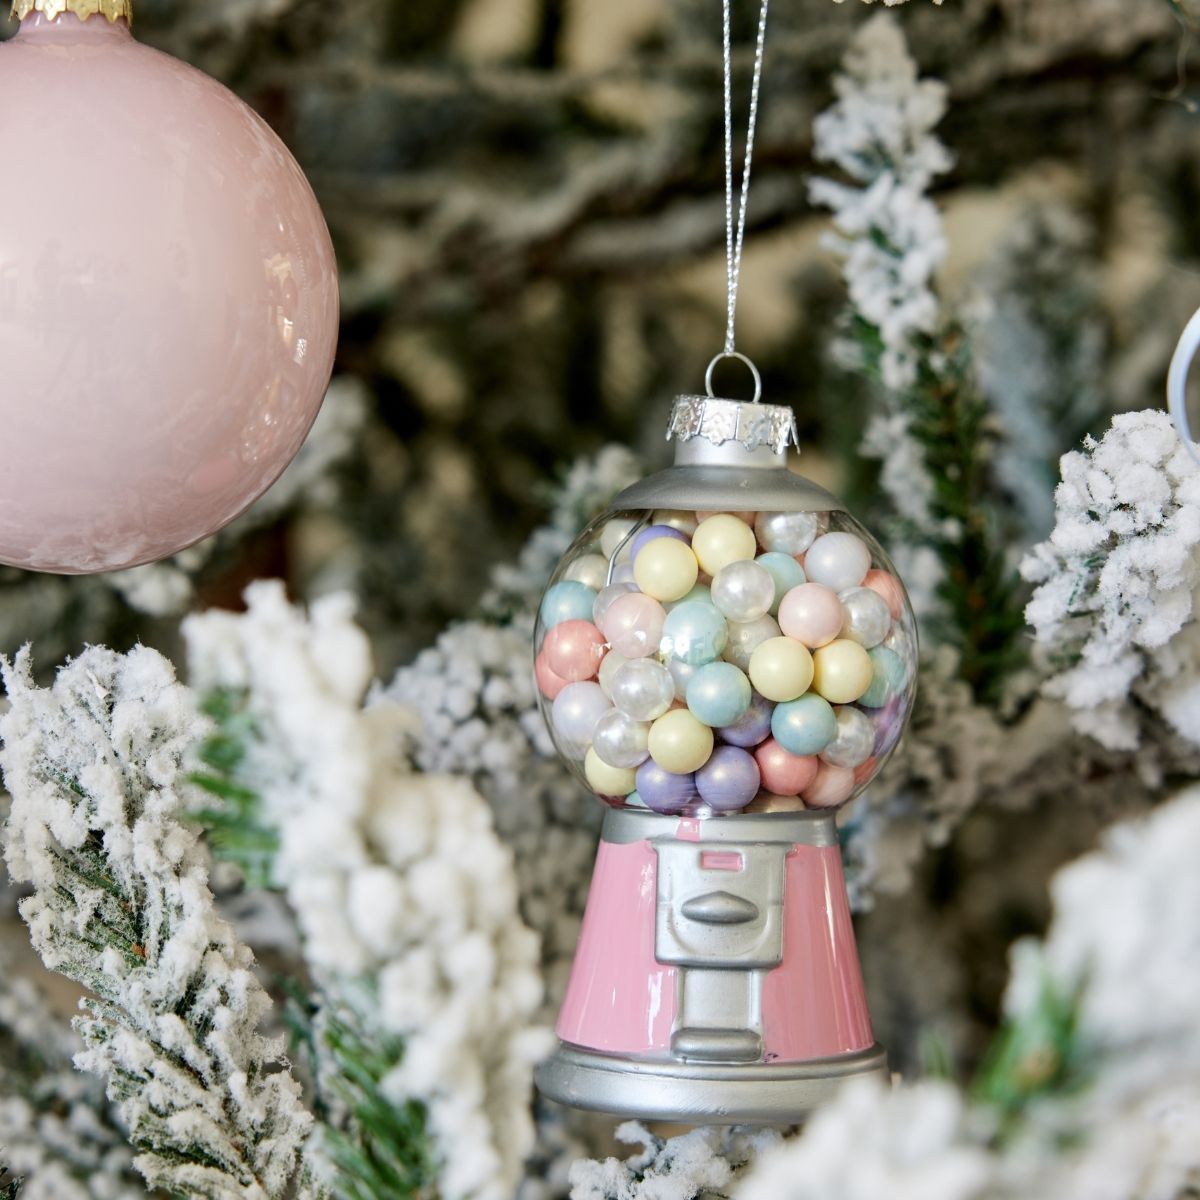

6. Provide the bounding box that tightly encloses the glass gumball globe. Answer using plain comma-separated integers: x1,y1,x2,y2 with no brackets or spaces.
534,396,918,817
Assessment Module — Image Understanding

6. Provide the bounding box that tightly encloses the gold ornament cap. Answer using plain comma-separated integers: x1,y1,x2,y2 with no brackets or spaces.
11,0,132,23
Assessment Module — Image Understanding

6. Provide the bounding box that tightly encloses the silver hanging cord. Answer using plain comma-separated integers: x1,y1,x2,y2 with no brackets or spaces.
709,0,770,401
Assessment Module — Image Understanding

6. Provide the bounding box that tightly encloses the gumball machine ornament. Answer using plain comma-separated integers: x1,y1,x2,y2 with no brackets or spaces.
533,378,917,1122
532,0,917,1121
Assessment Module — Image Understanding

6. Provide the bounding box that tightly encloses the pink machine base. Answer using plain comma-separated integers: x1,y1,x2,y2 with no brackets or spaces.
536,807,886,1123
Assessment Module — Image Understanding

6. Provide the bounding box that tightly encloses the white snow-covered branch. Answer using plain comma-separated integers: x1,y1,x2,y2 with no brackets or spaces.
183,582,551,1200
0,647,315,1199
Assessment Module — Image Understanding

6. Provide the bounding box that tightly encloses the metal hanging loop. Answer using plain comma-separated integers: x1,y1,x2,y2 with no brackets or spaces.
705,351,763,404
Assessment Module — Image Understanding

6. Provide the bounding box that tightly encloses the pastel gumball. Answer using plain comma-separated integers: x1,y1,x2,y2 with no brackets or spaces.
662,601,728,666
804,532,871,593
593,581,638,627
634,537,700,603
543,620,606,681
744,792,807,814
699,509,756,527
552,681,611,754
540,580,599,629
600,517,640,562
630,524,690,561
696,746,761,812
686,661,752,728
611,561,637,585
585,746,638,797
853,757,878,787
863,568,906,620
778,583,844,649
535,651,570,701
811,639,874,704
667,655,700,702
636,760,699,814
592,709,651,769
723,613,781,671
754,510,820,556
859,646,904,708
711,559,776,623
654,509,700,536
772,693,837,757
748,637,814,704
611,657,676,722
692,514,758,576
803,762,856,809
565,552,609,590
648,709,715,774
754,739,819,795
873,694,907,757
838,586,892,649
598,649,630,698
820,707,875,769
625,789,649,809
666,583,712,611
719,691,775,748
756,552,806,615
600,593,667,659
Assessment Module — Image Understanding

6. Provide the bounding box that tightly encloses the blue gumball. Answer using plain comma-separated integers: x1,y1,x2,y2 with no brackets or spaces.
772,693,837,756
540,580,599,629
662,600,728,666
686,661,752,728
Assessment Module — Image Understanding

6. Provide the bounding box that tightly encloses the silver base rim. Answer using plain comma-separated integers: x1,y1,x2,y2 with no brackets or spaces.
535,1042,888,1125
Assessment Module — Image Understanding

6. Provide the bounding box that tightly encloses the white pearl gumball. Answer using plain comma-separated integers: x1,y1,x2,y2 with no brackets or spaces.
566,553,609,591
600,517,640,562
592,708,651,769
598,649,630,698
668,655,700,702
722,614,782,672
820,706,875,769
804,532,871,593
611,657,676,722
838,586,892,649
754,510,820,556
711,559,776,624
552,682,611,757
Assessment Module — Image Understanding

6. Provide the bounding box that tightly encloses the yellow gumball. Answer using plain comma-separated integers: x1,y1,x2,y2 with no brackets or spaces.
748,636,814,702
585,747,638,796
648,709,715,774
691,514,758,576
635,537,700,602
811,639,874,704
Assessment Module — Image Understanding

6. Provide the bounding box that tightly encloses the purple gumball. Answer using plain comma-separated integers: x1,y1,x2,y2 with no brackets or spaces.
630,524,690,562
696,746,761,812
636,760,699,814
718,691,774,748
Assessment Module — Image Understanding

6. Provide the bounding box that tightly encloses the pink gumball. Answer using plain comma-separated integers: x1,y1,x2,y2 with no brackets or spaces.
853,756,878,787
754,739,819,795
600,592,666,659
543,620,606,682
802,762,856,808
863,569,905,621
535,651,571,700
0,8,339,573
778,583,845,649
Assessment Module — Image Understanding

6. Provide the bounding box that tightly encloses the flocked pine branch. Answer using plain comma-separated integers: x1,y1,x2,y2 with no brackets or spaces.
0,939,146,1200
810,13,1025,699
0,647,318,1200
183,582,551,1200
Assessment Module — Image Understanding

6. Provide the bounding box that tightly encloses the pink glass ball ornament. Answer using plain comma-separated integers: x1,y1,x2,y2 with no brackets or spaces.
0,5,340,573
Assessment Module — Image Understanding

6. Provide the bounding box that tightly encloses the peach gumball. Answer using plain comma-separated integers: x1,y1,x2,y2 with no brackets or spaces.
803,762,856,808
754,739,819,795
863,569,906,621
535,650,571,700
543,620,607,681
778,583,844,649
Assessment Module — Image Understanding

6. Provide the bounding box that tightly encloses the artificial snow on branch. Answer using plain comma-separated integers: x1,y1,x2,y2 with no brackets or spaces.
1023,408,1200,753
182,582,551,1200
0,647,316,1200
